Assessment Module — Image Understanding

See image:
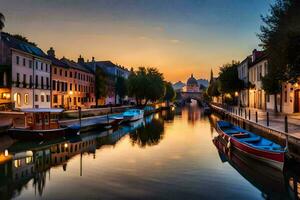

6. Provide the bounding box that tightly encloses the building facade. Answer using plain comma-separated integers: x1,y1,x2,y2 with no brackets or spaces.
248,50,268,110
85,59,130,105
186,74,199,93
0,32,51,109
281,82,300,114
48,49,95,109
237,56,251,107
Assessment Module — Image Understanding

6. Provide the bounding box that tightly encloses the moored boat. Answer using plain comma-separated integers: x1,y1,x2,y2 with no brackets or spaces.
216,121,286,171
9,108,80,141
122,109,144,122
98,116,123,129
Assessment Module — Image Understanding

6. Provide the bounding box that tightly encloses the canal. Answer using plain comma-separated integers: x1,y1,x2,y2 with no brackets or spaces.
0,101,299,199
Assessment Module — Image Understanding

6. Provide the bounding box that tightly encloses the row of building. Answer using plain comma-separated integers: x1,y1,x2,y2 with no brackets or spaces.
213,49,299,114
0,32,130,110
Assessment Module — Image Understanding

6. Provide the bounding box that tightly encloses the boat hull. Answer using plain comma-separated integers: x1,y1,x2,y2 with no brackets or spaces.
123,114,143,122
216,123,284,171
9,127,80,141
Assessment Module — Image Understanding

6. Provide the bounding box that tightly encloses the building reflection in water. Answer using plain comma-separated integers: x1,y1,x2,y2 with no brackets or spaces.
0,114,158,199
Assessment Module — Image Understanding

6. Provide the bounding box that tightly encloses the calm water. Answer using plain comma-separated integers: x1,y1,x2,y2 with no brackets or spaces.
0,101,299,199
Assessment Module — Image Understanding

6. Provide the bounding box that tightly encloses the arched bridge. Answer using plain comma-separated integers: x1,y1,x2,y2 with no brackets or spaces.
180,91,203,102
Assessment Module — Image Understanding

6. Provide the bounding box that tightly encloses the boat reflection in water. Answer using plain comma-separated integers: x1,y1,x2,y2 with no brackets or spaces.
213,135,287,199
0,114,165,199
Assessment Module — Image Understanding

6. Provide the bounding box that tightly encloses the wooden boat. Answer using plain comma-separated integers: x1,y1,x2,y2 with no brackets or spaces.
9,108,80,141
122,109,144,122
98,116,123,129
216,121,286,171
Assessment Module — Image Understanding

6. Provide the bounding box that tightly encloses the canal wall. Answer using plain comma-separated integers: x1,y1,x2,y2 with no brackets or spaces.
210,104,300,161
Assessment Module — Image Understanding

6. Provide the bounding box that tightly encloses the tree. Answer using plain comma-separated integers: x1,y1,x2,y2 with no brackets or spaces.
127,67,165,106
258,0,300,111
207,79,220,97
115,76,128,104
218,62,244,94
164,82,176,106
95,67,108,106
0,13,4,31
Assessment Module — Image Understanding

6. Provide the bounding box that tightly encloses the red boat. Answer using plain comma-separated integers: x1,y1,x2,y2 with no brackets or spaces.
216,121,286,171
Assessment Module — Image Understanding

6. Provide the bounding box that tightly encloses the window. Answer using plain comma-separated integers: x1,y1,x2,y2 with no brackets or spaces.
23,74,26,87
35,95,38,102
75,72,77,78
57,81,60,91
53,95,58,103
16,73,20,87
70,72,72,78
75,84,77,91
46,95,50,102
29,60,32,68
65,71,67,77
36,61,38,69
41,63,43,71
60,69,62,76
41,95,45,102
41,76,44,89
14,93,21,106
285,90,287,103
46,77,49,88
35,75,38,88
24,94,29,105
267,95,270,102
46,64,48,72
54,68,57,74
16,56,19,65
30,75,33,88
52,80,56,90
23,58,26,66
70,83,72,90
78,97,80,102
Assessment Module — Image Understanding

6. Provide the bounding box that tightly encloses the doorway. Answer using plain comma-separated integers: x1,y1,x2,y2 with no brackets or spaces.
295,90,300,113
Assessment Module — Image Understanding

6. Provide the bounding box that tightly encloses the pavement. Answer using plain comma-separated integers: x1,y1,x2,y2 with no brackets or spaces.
215,104,300,139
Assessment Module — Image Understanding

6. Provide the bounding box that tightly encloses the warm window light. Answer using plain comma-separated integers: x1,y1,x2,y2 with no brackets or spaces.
4,149,8,157
294,83,299,88
235,92,239,97
64,143,68,148
69,91,73,95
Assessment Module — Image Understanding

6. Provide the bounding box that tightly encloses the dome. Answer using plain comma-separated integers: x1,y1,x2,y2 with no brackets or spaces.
187,74,198,86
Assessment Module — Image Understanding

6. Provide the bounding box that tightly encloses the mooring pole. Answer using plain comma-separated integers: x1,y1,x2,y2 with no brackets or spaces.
248,110,251,120
255,111,258,123
78,106,82,128
285,115,288,133
245,109,247,119
267,112,269,126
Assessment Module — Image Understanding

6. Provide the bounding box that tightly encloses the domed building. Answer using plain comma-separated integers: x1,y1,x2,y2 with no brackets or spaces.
186,74,199,92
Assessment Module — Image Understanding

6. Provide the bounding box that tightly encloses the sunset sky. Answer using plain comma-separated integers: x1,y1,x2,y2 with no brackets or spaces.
1,0,273,82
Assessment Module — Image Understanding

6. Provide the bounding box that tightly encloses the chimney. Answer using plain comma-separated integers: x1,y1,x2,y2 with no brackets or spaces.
47,47,55,57
252,49,257,62
77,55,84,64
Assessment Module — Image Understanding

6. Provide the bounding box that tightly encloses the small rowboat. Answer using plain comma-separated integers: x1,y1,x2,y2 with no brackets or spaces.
216,121,286,171
98,116,123,129
122,109,144,122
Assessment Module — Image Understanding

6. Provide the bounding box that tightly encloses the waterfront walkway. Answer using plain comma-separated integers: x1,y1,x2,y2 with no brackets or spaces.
212,103,300,139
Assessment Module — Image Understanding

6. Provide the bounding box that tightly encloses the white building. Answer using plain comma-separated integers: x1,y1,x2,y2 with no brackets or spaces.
248,49,268,110
0,32,51,109
237,56,251,107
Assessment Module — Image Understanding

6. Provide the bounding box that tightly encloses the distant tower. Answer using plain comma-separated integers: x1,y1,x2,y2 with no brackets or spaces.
47,47,55,57
210,69,213,84
77,55,84,64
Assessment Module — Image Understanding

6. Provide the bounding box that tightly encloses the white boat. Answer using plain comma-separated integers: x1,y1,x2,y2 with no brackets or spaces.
123,109,144,122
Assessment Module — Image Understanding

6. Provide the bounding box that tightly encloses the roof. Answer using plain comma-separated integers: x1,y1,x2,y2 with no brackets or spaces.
85,60,129,72
47,56,69,68
1,32,48,59
249,51,268,68
21,108,64,113
61,58,93,73
187,74,198,86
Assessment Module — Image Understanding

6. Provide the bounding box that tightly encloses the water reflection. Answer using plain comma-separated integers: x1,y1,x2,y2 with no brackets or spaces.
129,117,164,148
213,135,287,199
0,106,300,199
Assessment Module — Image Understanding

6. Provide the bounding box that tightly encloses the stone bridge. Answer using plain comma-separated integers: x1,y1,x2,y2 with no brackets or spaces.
180,91,203,102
